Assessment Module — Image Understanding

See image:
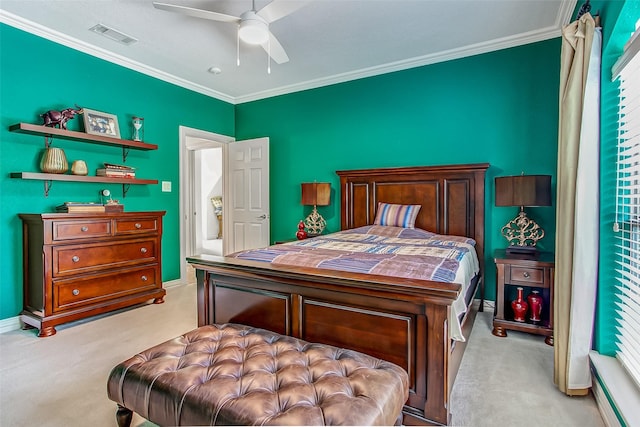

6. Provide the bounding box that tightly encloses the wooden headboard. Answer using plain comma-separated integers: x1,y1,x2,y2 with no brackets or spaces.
336,163,489,273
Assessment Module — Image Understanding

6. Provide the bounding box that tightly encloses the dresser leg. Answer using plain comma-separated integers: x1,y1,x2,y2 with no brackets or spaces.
545,336,554,346
491,326,507,337
153,296,165,304
38,326,57,337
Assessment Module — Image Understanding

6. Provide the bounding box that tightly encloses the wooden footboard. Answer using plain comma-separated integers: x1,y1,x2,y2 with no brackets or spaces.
189,163,488,425
189,254,474,425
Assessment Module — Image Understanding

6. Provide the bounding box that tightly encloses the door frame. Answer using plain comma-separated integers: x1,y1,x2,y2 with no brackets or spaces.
179,126,234,284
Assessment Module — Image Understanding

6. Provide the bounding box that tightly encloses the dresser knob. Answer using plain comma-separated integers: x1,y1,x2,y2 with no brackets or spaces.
135,223,142,229
141,275,148,281
72,289,80,296
72,256,80,263
81,226,88,232
140,247,147,254
523,271,530,278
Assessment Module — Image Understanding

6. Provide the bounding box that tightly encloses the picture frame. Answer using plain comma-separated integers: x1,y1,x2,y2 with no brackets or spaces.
82,108,120,138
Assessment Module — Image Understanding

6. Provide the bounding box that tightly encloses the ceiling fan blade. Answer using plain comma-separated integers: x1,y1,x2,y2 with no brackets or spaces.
261,31,289,64
257,1,309,23
152,2,240,23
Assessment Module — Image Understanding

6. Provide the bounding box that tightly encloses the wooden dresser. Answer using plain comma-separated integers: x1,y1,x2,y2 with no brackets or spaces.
19,211,166,337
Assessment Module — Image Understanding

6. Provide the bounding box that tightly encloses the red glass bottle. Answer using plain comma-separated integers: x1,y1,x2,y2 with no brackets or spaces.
296,220,307,240
527,290,543,325
511,287,528,322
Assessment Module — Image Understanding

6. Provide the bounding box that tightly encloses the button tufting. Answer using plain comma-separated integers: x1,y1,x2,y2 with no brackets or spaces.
108,324,409,427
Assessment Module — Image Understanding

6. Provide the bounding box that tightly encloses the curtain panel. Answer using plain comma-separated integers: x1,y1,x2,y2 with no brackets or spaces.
555,12,601,395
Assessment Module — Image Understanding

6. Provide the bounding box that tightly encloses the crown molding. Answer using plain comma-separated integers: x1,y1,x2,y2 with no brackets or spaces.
0,10,235,104
1,6,571,105
236,25,564,104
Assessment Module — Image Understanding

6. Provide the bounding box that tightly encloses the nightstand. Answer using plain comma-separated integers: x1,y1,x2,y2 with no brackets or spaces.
492,249,555,346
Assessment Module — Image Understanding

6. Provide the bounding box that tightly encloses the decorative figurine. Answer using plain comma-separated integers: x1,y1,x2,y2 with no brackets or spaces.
296,220,308,240
40,106,83,129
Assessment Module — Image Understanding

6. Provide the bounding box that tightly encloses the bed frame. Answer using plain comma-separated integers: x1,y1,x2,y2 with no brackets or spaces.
187,163,489,425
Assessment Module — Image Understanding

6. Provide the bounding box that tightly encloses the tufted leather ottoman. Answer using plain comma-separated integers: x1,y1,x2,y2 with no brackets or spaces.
107,324,409,426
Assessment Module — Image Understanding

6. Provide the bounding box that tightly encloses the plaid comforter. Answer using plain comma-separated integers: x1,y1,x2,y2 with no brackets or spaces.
231,225,478,285
230,225,480,342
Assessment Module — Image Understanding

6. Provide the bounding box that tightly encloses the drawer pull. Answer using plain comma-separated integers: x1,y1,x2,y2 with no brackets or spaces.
72,289,80,296
140,247,148,254
141,275,148,281
523,271,530,278
135,223,142,229
81,226,89,232
72,256,80,263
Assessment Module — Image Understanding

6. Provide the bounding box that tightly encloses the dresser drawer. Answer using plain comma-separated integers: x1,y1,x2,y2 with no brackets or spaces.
115,217,158,235
509,266,545,286
53,266,158,312
53,239,157,276
53,220,111,241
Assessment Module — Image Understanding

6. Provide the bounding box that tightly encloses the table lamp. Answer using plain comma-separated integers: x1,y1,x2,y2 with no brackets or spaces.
495,174,552,255
301,182,330,236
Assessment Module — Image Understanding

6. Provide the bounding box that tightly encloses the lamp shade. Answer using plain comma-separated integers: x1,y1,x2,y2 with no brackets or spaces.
495,175,552,207
301,182,331,206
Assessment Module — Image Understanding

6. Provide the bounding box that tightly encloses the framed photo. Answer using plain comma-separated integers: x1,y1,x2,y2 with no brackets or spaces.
82,108,120,138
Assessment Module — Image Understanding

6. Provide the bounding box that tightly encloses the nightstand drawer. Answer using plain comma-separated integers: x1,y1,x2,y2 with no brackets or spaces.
509,266,545,285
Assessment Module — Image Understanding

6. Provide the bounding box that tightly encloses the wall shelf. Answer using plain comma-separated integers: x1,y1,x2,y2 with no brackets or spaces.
10,172,158,197
9,123,159,197
9,123,158,150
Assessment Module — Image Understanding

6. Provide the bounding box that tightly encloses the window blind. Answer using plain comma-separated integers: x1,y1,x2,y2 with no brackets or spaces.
613,21,640,389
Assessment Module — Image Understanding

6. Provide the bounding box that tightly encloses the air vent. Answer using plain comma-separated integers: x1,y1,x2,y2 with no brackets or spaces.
89,24,138,46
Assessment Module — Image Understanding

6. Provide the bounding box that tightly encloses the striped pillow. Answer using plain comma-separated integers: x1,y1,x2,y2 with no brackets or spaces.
373,202,421,228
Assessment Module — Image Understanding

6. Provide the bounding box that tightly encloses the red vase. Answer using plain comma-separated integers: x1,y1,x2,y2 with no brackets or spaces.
527,290,543,324
296,220,307,240
511,287,528,322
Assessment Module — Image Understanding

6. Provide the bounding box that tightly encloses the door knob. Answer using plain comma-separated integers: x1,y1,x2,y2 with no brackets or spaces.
257,214,267,220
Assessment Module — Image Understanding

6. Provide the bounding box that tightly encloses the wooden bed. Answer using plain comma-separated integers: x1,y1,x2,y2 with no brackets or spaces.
187,163,489,425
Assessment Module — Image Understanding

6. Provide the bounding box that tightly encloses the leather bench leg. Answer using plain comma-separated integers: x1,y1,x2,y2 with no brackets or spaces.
116,404,133,427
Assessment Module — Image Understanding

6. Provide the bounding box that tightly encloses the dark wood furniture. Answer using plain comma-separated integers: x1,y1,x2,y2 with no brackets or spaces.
187,163,489,426
491,249,554,345
19,211,166,337
9,123,158,197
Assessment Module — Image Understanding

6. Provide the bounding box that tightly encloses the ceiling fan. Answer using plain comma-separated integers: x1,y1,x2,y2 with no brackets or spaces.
152,0,307,68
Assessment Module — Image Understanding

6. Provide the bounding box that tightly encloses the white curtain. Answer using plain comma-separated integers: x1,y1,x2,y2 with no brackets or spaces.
567,25,601,390
554,13,601,395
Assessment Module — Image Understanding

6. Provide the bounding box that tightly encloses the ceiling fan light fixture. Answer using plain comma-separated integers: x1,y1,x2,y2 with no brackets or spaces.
238,11,269,45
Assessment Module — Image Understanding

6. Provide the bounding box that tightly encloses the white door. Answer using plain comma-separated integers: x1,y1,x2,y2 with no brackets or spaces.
228,137,270,253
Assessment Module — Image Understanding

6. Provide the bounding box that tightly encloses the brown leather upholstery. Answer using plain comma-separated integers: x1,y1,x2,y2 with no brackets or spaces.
107,324,409,426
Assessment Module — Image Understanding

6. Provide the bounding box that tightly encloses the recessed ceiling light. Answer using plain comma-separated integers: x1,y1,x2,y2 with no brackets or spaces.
208,67,222,75
89,24,138,46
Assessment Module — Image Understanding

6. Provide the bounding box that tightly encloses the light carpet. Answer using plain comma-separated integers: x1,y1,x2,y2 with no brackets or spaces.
0,283,604,427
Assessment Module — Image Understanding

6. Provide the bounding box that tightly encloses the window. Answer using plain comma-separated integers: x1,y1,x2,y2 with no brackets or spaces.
613,19,640,388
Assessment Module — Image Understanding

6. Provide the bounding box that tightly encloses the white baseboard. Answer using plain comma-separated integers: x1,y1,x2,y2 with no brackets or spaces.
592,373,622,427
0,281,188,334
590,351,640,427
0,316,22,334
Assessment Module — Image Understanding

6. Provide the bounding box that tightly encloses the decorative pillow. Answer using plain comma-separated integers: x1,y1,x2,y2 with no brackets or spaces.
373,202,421,229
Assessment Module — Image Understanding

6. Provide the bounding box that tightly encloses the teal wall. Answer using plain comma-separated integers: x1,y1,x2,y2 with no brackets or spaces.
593,0,640,356
0,21,563,321
236,39,562,301
0,24,235,320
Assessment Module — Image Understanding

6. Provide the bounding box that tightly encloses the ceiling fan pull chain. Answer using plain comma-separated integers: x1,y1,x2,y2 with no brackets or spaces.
237,24,240,66
267,37,271,74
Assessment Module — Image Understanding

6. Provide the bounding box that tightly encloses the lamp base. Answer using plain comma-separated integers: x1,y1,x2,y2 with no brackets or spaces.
303,207,326,236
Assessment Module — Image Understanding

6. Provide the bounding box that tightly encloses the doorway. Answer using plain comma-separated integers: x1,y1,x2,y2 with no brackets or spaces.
179,126,234,284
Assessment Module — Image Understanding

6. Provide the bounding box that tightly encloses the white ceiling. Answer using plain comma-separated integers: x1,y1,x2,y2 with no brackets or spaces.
0,0,577,104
